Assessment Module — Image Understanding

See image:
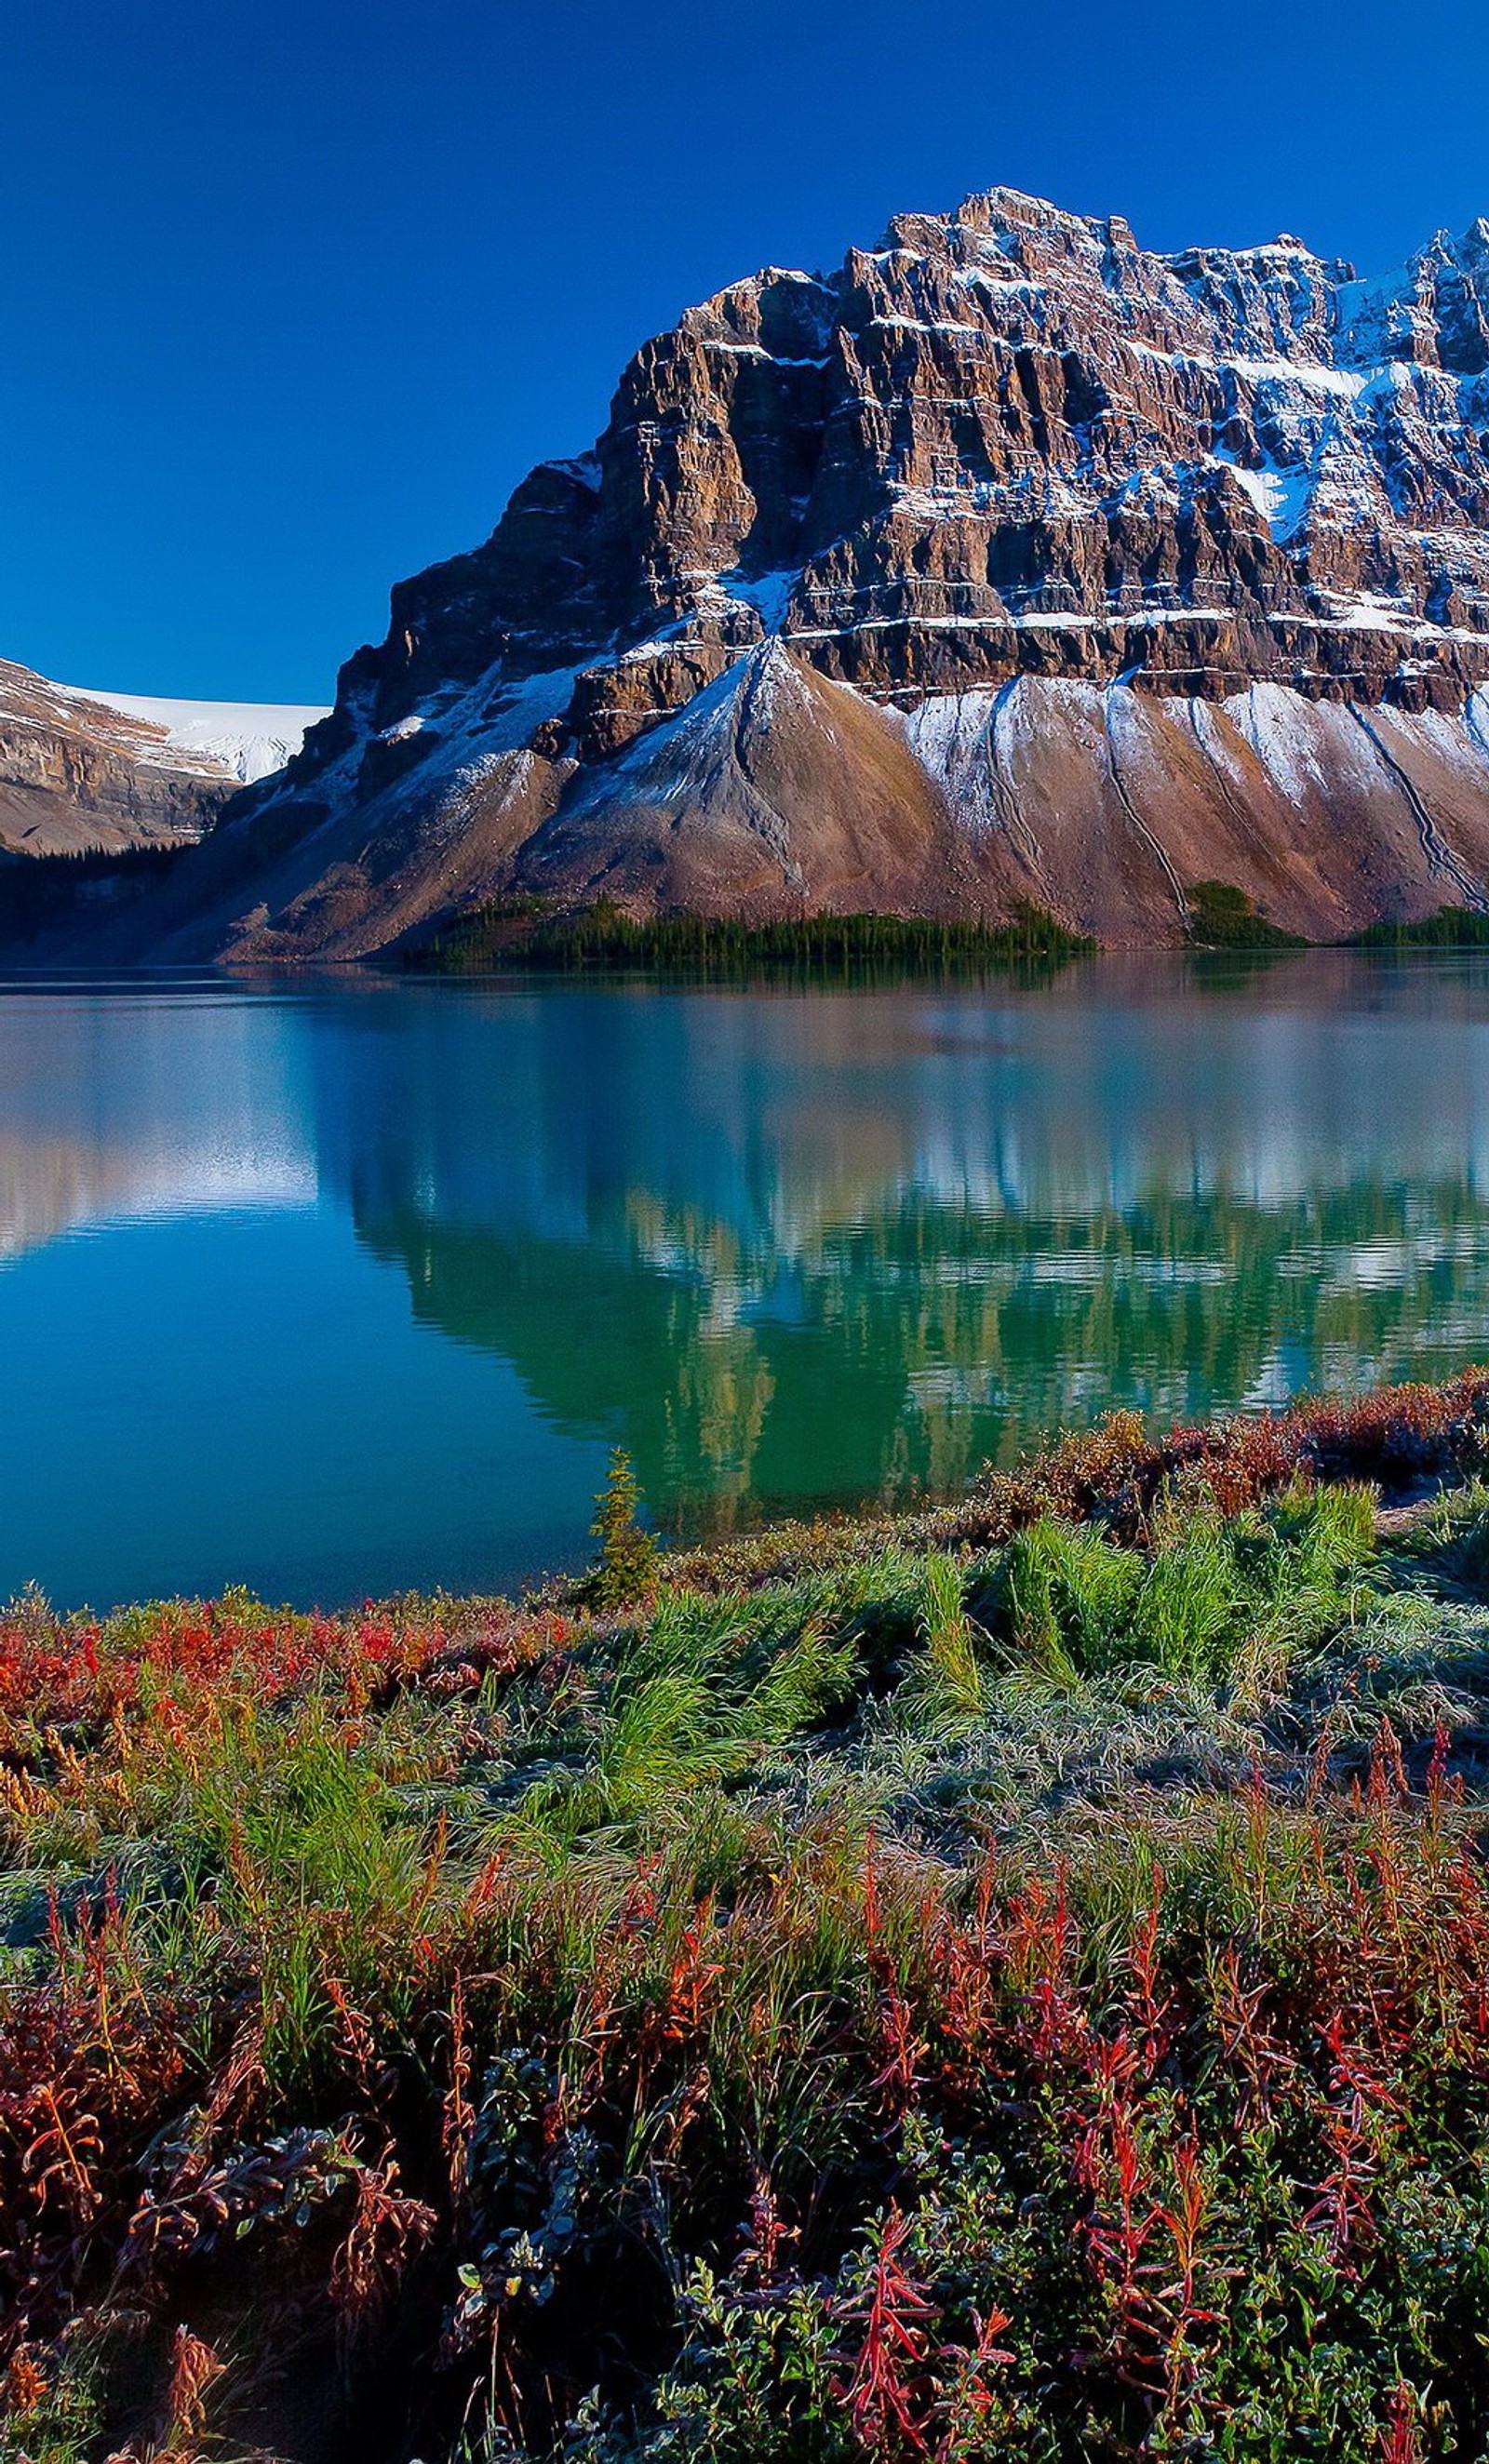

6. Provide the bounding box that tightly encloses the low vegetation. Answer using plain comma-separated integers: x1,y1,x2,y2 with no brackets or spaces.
1352,906,1489,950
403,899,1096,978
405,884,1489,974
7,1376,1489,2459
1183,881,1304,950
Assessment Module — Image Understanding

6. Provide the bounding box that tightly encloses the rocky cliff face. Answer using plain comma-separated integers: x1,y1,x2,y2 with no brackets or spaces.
0,659,233,853
130,189,1489,957
0,658,326,856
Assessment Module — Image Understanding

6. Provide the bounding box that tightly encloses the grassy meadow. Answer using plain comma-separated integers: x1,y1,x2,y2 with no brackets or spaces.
6,1380,1489,2459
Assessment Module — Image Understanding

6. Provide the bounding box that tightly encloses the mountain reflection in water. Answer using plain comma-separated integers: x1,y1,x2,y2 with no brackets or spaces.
5,952,1489,1604
315,952,1489,1525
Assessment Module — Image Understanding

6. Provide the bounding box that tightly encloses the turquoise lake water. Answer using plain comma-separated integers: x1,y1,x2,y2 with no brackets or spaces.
6,952,1489,1609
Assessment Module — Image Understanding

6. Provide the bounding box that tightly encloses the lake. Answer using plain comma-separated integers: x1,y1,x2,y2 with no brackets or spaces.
5,951,1489,1609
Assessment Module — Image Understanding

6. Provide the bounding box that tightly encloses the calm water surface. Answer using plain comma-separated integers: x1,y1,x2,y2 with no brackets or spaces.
6,952,1489,1608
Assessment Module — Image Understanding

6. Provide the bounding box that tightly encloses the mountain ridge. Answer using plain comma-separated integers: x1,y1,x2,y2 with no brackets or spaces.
95,187,1489,954
0,653,328,857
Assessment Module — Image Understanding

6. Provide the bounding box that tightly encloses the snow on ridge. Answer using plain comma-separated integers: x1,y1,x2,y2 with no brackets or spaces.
1134,341,1367,399
870,314,986,339
75,688,330,784
705,341,835,367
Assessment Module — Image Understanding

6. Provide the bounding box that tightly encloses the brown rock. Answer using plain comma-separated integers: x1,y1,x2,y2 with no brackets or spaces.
0,658,235,854
110,187,1489,955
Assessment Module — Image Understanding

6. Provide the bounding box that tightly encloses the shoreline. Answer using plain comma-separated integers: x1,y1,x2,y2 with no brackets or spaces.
7,1373,1489,2461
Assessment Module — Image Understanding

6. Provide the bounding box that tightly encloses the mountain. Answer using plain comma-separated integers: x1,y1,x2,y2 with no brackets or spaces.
114,189,1489,957
69,688,329,788
0,654,327,855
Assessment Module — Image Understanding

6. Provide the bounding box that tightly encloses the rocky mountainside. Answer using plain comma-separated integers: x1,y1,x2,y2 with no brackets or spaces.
122,189,1489,956
0,655,326,855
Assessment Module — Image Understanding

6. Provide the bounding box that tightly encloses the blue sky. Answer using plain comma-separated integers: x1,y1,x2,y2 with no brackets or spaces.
6,0,1489,703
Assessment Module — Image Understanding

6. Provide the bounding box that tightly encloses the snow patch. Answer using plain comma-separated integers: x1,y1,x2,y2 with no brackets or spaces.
1224,683,1382,804
716,569,797,631
869,315,986,339
1136,342,1367,399
704,341,833,368
549,454,602,492
786,607,1235,644
902,690,1007,834
76,689,329,783
1211,449,1312,540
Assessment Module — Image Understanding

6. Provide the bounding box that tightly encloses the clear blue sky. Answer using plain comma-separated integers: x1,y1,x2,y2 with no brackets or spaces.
6,0,1489,703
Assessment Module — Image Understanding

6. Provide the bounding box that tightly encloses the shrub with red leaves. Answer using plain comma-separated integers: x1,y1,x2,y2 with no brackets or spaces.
4,1376,1489,2460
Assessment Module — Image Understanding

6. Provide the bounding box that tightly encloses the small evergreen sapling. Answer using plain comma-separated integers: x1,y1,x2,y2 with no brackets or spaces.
588,1447,658,1609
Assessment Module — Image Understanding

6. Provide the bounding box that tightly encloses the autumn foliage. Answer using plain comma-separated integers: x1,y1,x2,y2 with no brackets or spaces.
4,1375,1489,2459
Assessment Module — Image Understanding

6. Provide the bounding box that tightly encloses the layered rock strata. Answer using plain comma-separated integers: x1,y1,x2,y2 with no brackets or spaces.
0,659,234,854
115,190,1489,954
0,659,326,856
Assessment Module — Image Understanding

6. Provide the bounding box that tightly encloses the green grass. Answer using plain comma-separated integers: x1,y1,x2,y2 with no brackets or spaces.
7,1382,1489,2460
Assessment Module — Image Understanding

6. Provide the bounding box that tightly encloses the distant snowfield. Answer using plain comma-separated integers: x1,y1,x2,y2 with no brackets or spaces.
76,688,330,784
